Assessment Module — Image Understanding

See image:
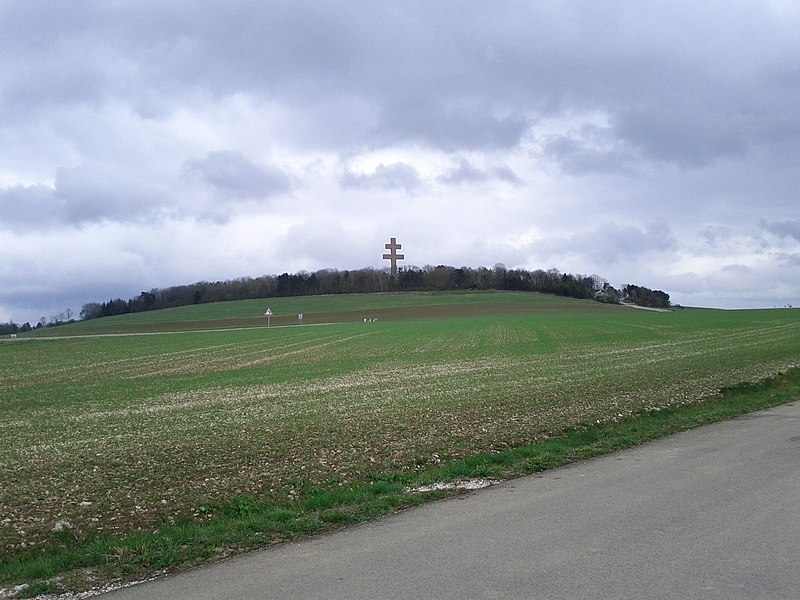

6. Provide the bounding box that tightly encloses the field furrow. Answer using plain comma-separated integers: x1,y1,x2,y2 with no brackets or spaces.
1,298,798,561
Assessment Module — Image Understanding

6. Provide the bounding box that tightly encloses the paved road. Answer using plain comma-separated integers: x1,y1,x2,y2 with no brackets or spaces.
103,402,800,599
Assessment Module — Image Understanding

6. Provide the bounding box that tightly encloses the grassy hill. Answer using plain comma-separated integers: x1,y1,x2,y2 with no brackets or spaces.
2,291,798,596
23,290,619,335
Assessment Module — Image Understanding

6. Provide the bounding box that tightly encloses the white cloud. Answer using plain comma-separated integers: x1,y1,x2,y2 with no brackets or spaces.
340,162,422,193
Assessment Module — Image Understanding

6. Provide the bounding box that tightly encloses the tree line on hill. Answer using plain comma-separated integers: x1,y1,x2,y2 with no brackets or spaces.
67,265,670,323
0,310,77,335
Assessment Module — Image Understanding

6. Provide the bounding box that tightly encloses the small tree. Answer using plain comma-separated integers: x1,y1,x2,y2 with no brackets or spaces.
80,303,103,320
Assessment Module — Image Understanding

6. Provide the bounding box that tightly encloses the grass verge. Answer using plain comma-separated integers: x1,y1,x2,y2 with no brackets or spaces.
2,368,798,598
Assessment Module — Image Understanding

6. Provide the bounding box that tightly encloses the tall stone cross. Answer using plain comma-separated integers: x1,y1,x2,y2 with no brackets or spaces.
383,237,404,277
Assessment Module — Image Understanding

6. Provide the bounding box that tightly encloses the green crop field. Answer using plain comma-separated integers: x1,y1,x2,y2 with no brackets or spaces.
1,291,799,595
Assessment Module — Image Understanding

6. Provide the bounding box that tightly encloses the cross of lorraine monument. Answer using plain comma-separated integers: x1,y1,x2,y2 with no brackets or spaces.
383,237,404,277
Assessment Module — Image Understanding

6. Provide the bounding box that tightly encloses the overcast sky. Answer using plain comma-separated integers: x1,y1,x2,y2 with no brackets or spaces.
2,1,799,323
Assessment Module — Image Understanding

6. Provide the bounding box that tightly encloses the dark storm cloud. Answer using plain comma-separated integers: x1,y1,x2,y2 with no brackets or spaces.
54,163,166,223
612,107,749,168
437,159,486,185
491,165,522,185
0,166,164,229
0,184,61,227
699,225,733,247
3,2,799,162
437,158,522,185
541,127,634,175
762,219,800,242
0,3,110,116
183,151,291,200
374,99,531,152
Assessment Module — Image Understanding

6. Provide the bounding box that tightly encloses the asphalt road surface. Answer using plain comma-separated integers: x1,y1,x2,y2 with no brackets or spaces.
103,402,800,600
